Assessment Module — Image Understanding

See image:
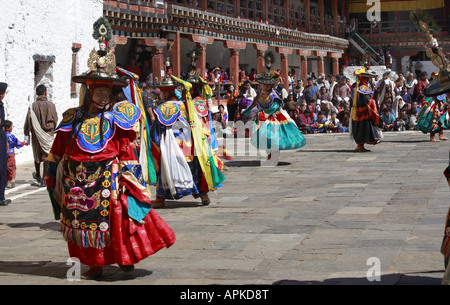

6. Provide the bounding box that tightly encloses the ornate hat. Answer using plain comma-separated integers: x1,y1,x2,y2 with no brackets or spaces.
255,51,280,85
411,13,450,96
72,17,128,87
186,47,207,85
150,44,181,90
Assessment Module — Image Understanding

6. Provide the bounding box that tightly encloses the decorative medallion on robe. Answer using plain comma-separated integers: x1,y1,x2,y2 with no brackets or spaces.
61,157,113,249
55,101,141,153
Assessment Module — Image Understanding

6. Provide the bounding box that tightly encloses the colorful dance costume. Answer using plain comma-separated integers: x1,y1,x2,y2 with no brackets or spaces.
242,51,306,152
244,89,306,150
150,73,225,202
45,17,175,268
416,95,449,141
350,69,382,152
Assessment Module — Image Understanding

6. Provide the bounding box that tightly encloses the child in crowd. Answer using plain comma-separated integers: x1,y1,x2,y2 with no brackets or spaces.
381,108,396,131
311,111,328,133
5,120,27,188
325,111,341,133
395,105,410,131
339,110,350,132
407,100,419,130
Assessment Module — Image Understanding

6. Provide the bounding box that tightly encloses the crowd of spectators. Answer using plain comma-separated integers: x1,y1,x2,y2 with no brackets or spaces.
133,58,445,137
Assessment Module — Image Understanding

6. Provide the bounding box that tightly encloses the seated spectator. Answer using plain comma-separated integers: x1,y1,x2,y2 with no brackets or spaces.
381,108,396,131
311,111,328,133
407,100,419,130
296,108,316,134
395,105,410,131
325,111,341,133
339,110,350,133
401,87,412,105
283,94,298,119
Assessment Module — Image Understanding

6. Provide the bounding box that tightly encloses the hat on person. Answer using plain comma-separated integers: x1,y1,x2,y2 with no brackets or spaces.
186,47,207,85
255,51,280,85
149,55,181,91
411,20,450,96
0,82,7,91
72,17,128,88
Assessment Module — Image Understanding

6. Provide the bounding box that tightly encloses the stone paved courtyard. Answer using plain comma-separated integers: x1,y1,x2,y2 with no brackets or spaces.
0,130,449,285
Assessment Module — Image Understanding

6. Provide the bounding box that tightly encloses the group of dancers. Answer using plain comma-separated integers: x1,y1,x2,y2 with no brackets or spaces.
43,17,450,282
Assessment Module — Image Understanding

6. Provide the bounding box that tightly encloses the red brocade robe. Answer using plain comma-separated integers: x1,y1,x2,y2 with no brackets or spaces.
45,102,175,267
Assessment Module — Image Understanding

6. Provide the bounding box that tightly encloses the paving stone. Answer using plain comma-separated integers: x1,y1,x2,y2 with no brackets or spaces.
0,131,448,285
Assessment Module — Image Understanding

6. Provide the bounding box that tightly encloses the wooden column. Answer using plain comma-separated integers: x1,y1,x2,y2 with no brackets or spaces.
224,40,246,88
297,49,311,82
315,50,327,76
332,0,338,35
253,43,269,74
305,0,310,31
198,0,207,11
189,35,214,81
142,38,168,83
284,0,290,28
330,52,342,76
169,31,181,78
276,47,292,86
319,0,324,33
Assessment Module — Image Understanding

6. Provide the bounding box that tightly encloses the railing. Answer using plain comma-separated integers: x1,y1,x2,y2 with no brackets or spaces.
356,19,449,37
166,0,345,37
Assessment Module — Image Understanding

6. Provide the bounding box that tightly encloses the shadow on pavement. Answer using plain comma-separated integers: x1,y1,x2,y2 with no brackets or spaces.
1,221,59,231
273,271,444,285
225,161,291,167
0,260,152,282
161,201,207,209
296,149,356,153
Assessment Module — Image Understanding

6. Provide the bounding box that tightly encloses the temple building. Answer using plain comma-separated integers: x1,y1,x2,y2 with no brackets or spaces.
103,0,350,88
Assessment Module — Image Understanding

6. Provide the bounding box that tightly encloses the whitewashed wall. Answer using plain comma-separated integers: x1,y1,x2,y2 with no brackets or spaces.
0,0,103,164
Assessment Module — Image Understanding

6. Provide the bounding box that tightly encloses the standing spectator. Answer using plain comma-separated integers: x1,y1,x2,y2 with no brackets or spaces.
243,80,257,101
23,84,58,187
414,60,423,78
401,86,412,105
293,79,304,102
405,72,417,96
277,83,289,102
226,84,239,122
5,120,27,188
141,81,157,123
325,74,337,97
394,72,405,94
377,71,395,112
303,77,319,110
332,75,352,109
283,94,298,119
414,72,429,99
0,82,10,206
